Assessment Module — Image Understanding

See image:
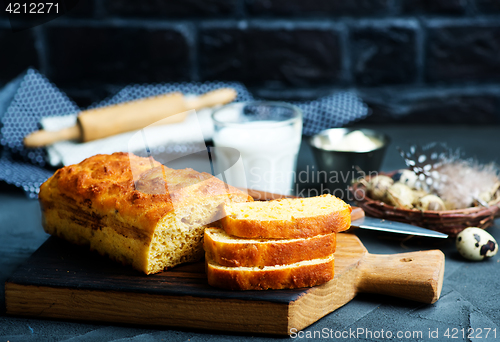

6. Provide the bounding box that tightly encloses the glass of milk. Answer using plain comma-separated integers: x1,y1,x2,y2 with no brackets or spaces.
212,102,303,195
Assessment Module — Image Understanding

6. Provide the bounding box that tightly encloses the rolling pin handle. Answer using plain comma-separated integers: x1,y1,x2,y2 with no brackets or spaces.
185,88,237,111
357,250,445,304
22,88,238,147
23,124,82,148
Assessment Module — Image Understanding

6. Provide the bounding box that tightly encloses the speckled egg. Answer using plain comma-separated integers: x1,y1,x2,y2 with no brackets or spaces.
386,182,414,209
392,169,418,189
367,175,394,201
456,227,498,261
417,194,446,211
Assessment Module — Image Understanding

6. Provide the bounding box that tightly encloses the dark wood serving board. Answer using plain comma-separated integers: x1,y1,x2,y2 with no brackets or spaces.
5,206,445,335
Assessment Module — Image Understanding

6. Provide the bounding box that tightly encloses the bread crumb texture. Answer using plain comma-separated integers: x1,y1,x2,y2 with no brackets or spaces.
222,194,351,238
39,152,252,274
206,254,335,290
204,227,336,267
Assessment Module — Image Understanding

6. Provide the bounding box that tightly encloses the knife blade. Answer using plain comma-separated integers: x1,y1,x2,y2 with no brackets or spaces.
351,216,448,238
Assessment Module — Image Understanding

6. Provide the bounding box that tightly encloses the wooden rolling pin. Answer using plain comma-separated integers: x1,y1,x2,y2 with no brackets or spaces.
24,88,237,148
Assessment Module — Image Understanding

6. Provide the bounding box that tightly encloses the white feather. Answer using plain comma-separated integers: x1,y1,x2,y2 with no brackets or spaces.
436,160,499,209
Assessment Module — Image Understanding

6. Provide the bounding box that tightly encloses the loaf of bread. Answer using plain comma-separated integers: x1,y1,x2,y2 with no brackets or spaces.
204,227,336,267
39,152,252,274
221,194,351,239
206,254,335,290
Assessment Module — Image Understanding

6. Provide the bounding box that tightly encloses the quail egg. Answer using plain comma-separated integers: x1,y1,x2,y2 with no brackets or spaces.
456,227,498,261
367,175,394,201
476,191,492,206
416,194,446,211
386,182,414,209
491,182,500,202
392,169,418,189
411,189,430,206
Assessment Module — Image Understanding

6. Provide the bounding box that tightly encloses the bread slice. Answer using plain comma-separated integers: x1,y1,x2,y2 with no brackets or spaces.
204,227,336,267
206,254,335,290
221,194,351,239
39,152,252,274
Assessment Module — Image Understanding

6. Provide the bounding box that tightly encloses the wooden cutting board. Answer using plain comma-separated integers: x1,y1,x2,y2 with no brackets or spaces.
5,206,445,336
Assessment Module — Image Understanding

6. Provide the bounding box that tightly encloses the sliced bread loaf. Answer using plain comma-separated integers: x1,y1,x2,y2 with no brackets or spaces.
221,194,351,239
39,152,252,275
206,254,335,290
204,227,336,267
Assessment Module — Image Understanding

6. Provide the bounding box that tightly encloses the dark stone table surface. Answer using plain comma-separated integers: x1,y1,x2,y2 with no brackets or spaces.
1,125,500,341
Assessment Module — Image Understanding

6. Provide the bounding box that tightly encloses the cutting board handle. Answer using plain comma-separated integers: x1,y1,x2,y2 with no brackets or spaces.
357,249,445,304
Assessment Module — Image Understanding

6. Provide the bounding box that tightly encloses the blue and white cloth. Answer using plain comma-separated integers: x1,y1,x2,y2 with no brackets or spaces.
0,68,369,198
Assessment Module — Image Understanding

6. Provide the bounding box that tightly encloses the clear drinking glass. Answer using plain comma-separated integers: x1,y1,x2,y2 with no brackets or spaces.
212,101,303,195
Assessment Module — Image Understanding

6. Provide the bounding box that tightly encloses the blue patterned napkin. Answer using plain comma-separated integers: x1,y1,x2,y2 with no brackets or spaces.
0,69,369,198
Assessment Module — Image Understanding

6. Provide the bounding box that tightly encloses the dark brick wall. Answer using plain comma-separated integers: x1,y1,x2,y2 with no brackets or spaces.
0,23,38,83
105,0,240,17
401,0,468,14
1,0,500,122
246,0,392,16
200,22,343,86
350,20,418,86
425,19,500,83
46,24,192,86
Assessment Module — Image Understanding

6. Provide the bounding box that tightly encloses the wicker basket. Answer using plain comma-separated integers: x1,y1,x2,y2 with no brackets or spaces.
350,177,500,237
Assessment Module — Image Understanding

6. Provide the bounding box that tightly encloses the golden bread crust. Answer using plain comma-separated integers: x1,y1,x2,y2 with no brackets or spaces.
204,228,336,267
206,255,335,290
39,152,252,274
41,152,249,235
221,194,352,239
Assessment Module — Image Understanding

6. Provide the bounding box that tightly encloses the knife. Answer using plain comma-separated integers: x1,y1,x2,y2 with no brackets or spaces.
350,207,448,238
351,217,448,238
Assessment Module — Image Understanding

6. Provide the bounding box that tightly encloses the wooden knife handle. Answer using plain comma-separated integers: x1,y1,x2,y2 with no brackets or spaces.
350,207,365,221
23,125,81,148
357,249,445,304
